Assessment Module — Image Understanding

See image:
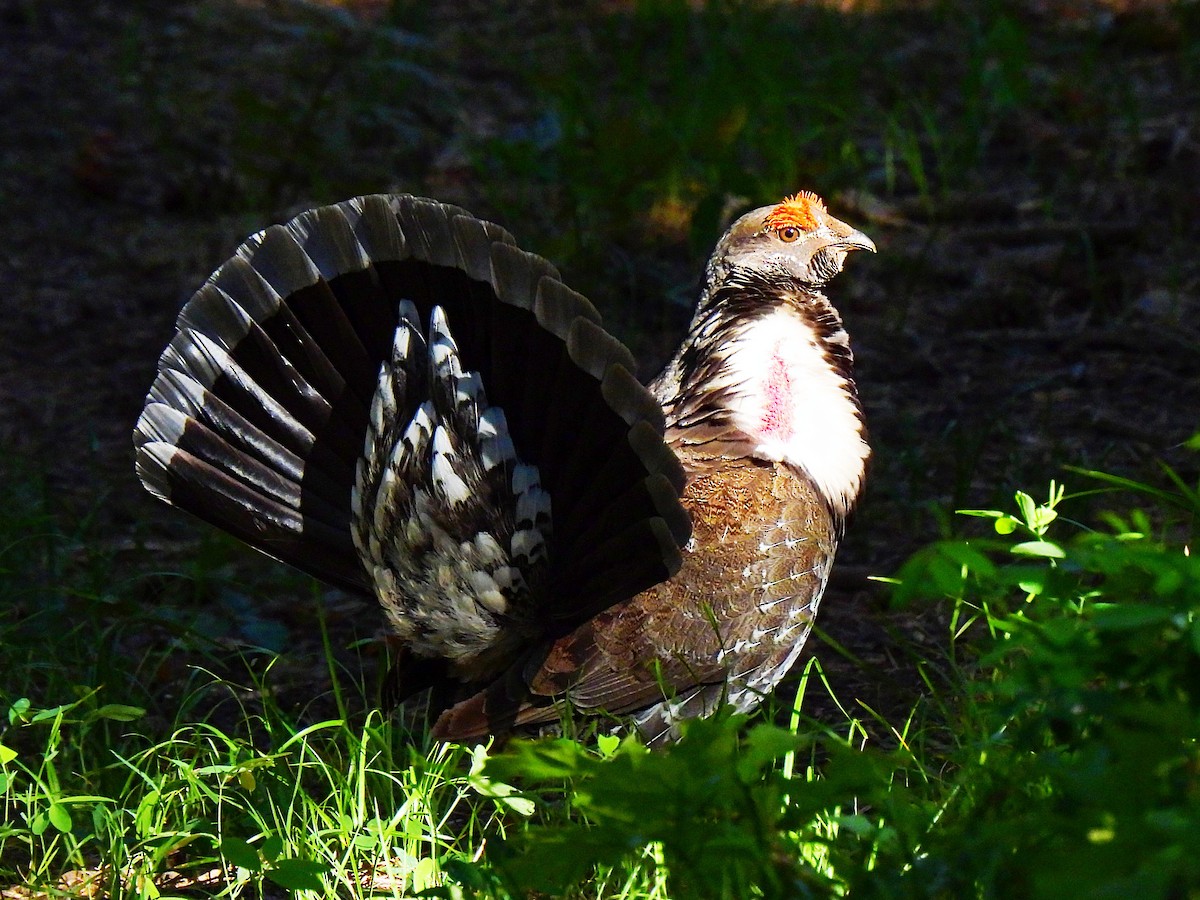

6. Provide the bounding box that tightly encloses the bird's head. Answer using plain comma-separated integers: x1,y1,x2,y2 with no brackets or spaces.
708,192,875,289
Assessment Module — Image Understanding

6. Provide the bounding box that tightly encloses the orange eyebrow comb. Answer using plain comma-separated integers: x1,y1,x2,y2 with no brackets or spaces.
764,191,827,232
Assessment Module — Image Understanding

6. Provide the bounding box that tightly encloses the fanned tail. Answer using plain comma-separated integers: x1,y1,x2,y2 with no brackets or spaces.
135,194,690,693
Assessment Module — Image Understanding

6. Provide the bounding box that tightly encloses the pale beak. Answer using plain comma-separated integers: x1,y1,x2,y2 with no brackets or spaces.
827,216,877,253
837,229,876,253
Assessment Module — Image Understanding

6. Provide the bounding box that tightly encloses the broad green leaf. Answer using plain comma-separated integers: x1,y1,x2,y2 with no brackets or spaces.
1011,540,1065,559
261,833,284,863
8,697,30,724
48,803,72,833
440,856,491,889
31,703,72,724
497,792,536,817
220,836,262,871
1152,567,1184,596
492,828,608,893
484,738,589,782
1090,604,1173,630
1015,491,1036,524
957,508,1004,519
398,819,428,840
596,733,620,758
0,742,16,764
938,541,998,574
134,790,160,835
265,858,329,892
412,856,439,891
364,816,388,836
468,762,537,817
738,724,802,779
351,833,379,851
890,540,997,605
192,764,238,777
92,704,146,722
1030,509,1057,533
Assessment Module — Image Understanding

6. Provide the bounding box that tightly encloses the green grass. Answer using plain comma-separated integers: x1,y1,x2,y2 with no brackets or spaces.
5,444,1200,896
0,691,500,897
0,462,503,897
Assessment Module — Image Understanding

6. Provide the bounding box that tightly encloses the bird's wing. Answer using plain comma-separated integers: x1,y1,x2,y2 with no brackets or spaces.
433,460,836,744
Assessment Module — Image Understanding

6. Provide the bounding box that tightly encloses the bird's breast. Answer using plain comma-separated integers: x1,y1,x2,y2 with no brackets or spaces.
719,306,868,516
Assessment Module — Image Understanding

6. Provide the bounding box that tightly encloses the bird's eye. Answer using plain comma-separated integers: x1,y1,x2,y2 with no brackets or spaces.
778,226,801,243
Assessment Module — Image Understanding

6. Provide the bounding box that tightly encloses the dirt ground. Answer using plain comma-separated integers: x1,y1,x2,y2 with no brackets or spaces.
2,0,1198,735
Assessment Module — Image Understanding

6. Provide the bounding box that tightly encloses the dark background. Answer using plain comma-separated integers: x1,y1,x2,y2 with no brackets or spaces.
1,0,1197,726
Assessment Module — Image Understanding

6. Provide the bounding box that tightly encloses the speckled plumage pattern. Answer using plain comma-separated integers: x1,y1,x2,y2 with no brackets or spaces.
351,299,553,681
134,191,872,746
501,462,835,746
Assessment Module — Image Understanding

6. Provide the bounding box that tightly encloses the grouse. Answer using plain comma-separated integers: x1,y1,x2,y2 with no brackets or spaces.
133,191,873,745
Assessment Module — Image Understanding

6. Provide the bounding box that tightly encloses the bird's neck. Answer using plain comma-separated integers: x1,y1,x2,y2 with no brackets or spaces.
653,274,868,518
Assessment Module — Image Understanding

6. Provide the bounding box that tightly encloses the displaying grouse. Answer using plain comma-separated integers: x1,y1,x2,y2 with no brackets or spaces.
133,191,873,745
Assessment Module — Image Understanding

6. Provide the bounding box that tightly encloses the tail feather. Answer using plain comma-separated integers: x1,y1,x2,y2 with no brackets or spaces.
135,193,690,700
177,307,354,461
550,517,684,623
627,418,688,497
525,307,630,487
287,205,399,371
286,203,373,278
392,195,466,269
449,213,516,284
244,225,383,401
137,441,366,593
555,456,690,572
143,371,304,482
556,472,690,571
533,278,604,338
485,234,558,311
564,316,636,382
547,366,669,531
159,331,321,460
188,282,369,437
138,403,299,513
209,260,365,416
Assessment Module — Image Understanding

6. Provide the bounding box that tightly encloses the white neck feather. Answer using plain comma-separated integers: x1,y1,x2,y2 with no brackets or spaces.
720,307,867,516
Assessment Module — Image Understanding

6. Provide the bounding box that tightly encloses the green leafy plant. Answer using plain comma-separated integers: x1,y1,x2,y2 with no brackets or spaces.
470,462,1200,899
884,470,1200,898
